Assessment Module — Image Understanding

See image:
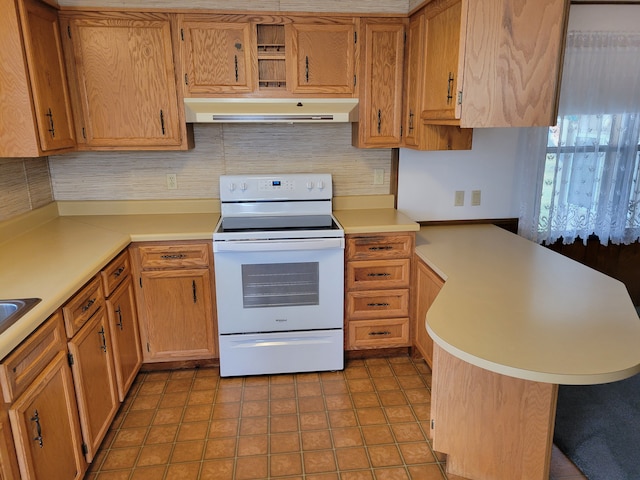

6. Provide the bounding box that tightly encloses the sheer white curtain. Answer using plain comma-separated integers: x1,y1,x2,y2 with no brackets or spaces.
518,32,640,245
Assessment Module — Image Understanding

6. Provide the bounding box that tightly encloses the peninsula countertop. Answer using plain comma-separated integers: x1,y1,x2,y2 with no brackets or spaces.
416,224,640,385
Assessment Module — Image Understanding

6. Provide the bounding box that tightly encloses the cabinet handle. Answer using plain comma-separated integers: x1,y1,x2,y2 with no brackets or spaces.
305,56,309,83
115,306,123,330
81,298,96,313
98,326,107,353
113,266,125,278
160,109,165,135
368,246,393,251
367,303,390,307
160,254,187,259
192,280,197,304
367,272,391,277
234,55,239,82
447,72,454,105
31,410,44,448
368,331,391,336
45,108,55,138
408,110,414,132
377,109,382,134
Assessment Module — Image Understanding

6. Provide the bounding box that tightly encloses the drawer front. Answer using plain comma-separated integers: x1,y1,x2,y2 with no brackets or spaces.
62,276,105,338
346,259,411,290
348,318,410,350
346,233,414,261
346,289,409,319
101,249,131,297
0,312,66,403
138,243,210,270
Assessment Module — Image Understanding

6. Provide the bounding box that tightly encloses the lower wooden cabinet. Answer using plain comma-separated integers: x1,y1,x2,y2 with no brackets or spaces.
412,254,445,367
0,408,20,480
67,309,119,462
345,232,414,350
131,241,217,363
2,313,86,480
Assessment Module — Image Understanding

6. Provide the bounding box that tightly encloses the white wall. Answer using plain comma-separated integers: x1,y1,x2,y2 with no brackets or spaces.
397,129,521,221
397,4,640,223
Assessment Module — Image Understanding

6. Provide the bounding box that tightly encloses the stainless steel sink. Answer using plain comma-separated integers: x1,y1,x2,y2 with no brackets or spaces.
0,298,41,335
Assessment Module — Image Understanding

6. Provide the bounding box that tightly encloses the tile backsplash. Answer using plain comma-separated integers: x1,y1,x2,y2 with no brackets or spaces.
0,158,53,222
49,123,392,201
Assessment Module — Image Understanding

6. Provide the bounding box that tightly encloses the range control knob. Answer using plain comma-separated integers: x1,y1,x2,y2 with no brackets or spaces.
317,180,325,190
228,183,236,192
306,181,314,190
240,182,248,192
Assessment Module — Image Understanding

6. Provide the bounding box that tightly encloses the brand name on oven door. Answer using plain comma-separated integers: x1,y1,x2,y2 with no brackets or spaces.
275,318,287,322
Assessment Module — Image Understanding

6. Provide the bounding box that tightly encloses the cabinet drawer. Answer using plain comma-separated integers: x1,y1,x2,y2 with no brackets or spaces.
348,318,410,350
138,243,210,270
346,289,409,320
346,259,410,290
0,312,66,403
101,250,131,297
62,276,105,338
346,233,414,260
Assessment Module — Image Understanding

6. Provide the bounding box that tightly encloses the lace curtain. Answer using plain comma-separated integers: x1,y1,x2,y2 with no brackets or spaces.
518,31,640,245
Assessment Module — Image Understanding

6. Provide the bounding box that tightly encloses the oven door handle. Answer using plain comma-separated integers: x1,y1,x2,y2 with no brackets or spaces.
214,238,344,253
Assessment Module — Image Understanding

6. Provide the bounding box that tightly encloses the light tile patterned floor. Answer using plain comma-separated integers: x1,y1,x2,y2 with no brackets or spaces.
84,356,585,480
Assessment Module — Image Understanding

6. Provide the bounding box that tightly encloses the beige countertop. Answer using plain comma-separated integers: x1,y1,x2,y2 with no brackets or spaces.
416,224,640,385
334,208,419,234
0,209,219,360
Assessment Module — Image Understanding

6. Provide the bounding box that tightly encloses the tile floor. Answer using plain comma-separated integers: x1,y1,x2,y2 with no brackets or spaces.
84,355,586,480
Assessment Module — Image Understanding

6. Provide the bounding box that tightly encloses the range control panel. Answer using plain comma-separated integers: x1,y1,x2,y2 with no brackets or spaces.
220,174,333,202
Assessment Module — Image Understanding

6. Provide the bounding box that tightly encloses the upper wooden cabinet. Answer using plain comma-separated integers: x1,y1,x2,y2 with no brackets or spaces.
286,21,356,95
420,0,569,128
352,18,405,148
179,17,257,95
60,12,192,150
0,0,75,157
403,5,472,150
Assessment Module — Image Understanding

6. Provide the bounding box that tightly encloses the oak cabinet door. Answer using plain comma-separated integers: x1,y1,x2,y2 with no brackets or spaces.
412,255,445,367
353,19,405,148
63,13,184,148
9,353,85,480
106,276,142,402
139,269,216,362
287,22,356,95
68,310,119,463
180,18,256,95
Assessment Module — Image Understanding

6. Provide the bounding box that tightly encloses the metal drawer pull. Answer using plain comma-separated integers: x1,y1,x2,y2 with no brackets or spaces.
113,266,125,278
160,254,187,259
192,280,197,304
31,410,43,448
368,331,391,336
367,302,390,307
368,246,393,251
115,306,123,330
98,327,107,353
367,273,391,277
81,298,96,312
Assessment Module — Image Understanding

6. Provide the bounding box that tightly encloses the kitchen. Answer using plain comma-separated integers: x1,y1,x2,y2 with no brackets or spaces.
2,0,640,479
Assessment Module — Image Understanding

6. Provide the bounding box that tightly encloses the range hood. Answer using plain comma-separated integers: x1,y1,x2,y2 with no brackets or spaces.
184,98,359,123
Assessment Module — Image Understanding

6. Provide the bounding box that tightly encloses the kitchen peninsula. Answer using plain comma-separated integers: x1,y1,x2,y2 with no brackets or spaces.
416,224,640,480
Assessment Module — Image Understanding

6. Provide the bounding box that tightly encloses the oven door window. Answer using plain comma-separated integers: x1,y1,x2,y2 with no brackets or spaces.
242,262,319,308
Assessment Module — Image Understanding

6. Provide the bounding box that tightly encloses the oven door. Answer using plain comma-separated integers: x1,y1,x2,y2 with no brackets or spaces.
214,238,344,334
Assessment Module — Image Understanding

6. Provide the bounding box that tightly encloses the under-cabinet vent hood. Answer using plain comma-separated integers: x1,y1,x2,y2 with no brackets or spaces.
184,98,359,124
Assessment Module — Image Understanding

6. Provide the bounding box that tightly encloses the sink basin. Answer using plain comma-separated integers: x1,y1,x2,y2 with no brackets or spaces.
0,298,41,335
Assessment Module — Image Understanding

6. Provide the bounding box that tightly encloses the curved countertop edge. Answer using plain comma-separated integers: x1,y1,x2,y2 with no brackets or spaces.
0,212,220,360
416,224,640,386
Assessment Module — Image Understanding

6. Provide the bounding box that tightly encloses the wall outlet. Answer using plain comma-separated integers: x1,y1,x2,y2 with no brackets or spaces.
454,190,465,207
373,169,384,185
471,189,481,206
166,173,178,190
